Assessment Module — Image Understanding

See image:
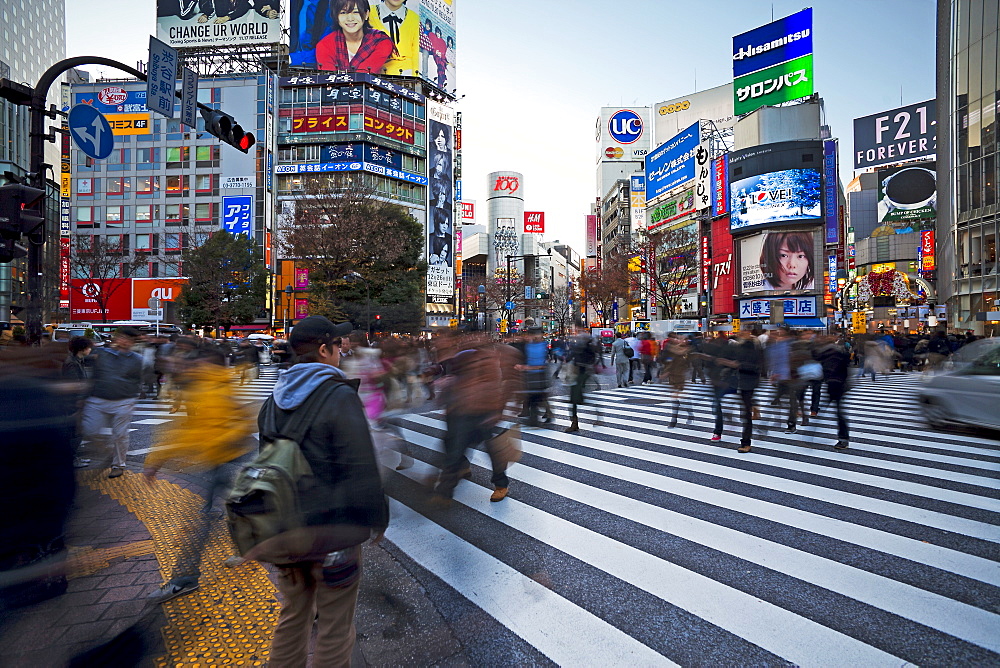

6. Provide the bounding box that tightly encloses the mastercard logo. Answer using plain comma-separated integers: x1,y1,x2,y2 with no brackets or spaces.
605,146,624,159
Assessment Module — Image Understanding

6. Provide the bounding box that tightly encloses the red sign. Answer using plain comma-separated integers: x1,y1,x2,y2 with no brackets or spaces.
294,298,309,319
921,230,935,271
363,115,414,144
294,267,309,289
291,114,348,133
700,235,710,291
493,175,520,193
605,146,623,159
524,212,545,234
713,157,728,215
461,202,475,220
98,87,128,106
69,278,132,321
710,216,735,314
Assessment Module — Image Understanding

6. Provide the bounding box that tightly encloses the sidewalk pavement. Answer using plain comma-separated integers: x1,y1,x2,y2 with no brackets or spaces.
0,464,471,667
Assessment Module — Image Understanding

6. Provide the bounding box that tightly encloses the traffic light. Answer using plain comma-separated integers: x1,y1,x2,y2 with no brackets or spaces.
200,108,256,153
0,183,45,263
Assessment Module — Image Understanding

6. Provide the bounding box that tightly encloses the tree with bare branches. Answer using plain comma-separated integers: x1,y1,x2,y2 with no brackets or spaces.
68,234,149,323
281,175,426,331
632,223,699,320
579,250,631,326
548,284,578,334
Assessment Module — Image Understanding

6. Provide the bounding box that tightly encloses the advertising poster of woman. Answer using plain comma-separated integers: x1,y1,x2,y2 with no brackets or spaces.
740,230,816,293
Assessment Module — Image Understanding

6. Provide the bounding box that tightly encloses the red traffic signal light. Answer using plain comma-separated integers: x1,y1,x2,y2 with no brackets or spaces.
375,314,381,320
200,108,256,154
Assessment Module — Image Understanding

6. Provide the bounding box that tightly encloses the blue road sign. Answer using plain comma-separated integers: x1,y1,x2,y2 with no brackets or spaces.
504,301,515,311
68,104,114,160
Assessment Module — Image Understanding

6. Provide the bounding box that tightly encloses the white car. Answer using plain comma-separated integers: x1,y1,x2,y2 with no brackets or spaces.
917,338,1000,432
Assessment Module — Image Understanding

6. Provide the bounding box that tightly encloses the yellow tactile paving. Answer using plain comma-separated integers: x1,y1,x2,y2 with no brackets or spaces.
67,541,156,579
82,470,280,667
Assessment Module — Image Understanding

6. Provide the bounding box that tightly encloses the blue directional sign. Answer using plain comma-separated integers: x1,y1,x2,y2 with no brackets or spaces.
222,195,253,236
504,301,515,311
68,104,114,160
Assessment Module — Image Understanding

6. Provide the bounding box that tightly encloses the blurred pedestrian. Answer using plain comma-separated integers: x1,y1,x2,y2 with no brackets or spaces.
766,328,804,434
610,331,631,388
815,334,851,450
81,327,143,478
718,330,764,453
662,334,693,427
257,316,388,667
564,331,604,433
61,336,94,469
518,327,551,427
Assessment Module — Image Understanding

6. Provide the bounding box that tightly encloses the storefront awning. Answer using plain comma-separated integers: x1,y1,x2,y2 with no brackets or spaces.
784,317,826,329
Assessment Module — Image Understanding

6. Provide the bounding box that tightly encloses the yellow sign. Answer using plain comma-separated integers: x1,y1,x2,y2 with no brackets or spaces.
61,173,71,198
106,113,151,135
851,311,866,333
448,319,458,328
870,262,895,273
628,256,643,272
731,318,740,333
499,319,508,333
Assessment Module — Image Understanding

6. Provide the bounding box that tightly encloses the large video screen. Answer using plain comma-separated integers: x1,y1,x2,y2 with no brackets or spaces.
730,168,821,232
289,0,456,94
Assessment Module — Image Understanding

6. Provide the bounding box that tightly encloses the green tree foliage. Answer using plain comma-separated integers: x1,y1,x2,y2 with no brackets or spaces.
282,176,427,333
177,231,268,333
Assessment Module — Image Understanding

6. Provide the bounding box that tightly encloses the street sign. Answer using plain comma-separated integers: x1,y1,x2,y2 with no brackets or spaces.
67,104,114,160
180,67,199,127
147,297,160,310
146,36,178,118
504,301,515,311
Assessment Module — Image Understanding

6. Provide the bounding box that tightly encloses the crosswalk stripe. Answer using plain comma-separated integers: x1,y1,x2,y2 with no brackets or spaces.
385,498,678,667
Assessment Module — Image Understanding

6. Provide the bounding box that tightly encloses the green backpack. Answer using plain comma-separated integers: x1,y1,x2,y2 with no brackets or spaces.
226,379,340,561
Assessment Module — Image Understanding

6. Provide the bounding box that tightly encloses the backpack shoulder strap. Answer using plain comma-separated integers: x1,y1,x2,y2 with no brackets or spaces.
269,377,352,444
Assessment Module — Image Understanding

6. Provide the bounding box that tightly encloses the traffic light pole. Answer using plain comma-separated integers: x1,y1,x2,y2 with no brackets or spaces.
20,56,245,343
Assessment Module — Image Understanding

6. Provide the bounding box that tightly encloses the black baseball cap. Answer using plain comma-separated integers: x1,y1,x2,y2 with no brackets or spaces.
289,316,353,354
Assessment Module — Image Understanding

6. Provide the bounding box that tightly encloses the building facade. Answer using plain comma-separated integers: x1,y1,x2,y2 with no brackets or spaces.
938,0,999,333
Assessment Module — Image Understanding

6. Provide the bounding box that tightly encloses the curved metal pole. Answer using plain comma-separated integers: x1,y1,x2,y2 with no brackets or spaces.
27,57,148,343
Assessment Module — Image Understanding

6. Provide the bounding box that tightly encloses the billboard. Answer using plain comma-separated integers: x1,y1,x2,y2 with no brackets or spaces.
222,195,254,236
648,188,695,231
738,296,818,319
289,0,456,94
69,278,132,321
711,155,729,217
629,174,646,230
585,214,598,257
524,212,544,234
461,200,475,221
877,162,936,230
74,89,151,136
597,107,651,162
733,8,813,116
427,101,455,300
132,278,187,321
710,216,735,314
157,1,280,48
739,230,816,293
920,230,935,271
853,99,936,170
823,140,839,244
730,168,822,232
645,122,701,201
654,83,735,143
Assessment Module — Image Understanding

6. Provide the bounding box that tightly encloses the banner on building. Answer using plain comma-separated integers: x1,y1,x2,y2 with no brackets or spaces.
738,296,818,318
645,121,700,201
222,195,254,236
732,8,814,116
853,99,936,170
920,230,936,271
629,175,646,229
131,278,187,321
739,229,816,293
426,101,455,302
157,0,281,48
69,278,132,321
586,214,598,257
823,140,839,244
710,216,735,314
648,188,695,231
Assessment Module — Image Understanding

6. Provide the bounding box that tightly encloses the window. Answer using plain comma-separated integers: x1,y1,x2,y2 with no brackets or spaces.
195,146,212,162
107,149,126,165
166,146,189,166
135,205,153,226
75,152,94,167
75,234,93,251
137,147,157,164
105,206,124,226
135,233,152,251
132,263,150,278
107,177,130,195
165,232,182,251
192,231,210,247
137,175,158,194
163,262,181,277
195,174,212,192
75,206,94,226
195,203,212,221
165,175,186,196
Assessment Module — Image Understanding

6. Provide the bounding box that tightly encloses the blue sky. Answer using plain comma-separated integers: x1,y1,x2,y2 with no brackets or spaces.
67,0,936,253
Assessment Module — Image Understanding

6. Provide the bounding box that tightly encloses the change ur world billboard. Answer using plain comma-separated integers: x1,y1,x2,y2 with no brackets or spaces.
732,8,813,116
730,169,822,232
645,122,700,201
156,0,281,48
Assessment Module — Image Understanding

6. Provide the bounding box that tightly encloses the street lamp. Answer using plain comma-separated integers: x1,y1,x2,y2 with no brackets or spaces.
344,271,371,336
477,283,486,331
283,284,293,336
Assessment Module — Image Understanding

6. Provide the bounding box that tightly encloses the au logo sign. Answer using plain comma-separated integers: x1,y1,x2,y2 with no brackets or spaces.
608,109,643,144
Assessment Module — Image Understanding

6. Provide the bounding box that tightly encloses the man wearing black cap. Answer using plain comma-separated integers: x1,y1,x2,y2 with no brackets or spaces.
257,316,389,666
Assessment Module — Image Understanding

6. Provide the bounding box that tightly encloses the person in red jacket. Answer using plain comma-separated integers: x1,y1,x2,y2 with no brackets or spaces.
316,0,395,73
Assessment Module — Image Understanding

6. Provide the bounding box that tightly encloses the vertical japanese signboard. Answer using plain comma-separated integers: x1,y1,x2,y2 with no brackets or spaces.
222,196,253,236
426,101,455,307
180,67,199,127
146,37,177,118
586,214,598,257
629,175,646,229
823,140,839,244
732,8,813,116
711,155,729,217
920,230,935,271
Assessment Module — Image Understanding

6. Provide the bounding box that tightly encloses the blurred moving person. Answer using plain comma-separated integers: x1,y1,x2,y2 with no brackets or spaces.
816,335,852,450
564,332,604,433
257,316,388,666
718,330,764,453
661,334,693,428
62,336,94,468
517,326,552,428
81,327,143,478
610,331,631,388
142,345,253,602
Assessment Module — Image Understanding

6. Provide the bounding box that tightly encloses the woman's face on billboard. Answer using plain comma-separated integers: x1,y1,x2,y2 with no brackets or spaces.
775,244,808,288
338,6,366,36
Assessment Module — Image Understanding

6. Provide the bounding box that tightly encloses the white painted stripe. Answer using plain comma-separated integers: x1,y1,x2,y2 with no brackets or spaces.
404,447,1000,654
564,396,1000,474
132,418,171,425
404,414,1000,542
540,403,1000,510
385,499,677,667
394,423,1000,587
393,466,907,666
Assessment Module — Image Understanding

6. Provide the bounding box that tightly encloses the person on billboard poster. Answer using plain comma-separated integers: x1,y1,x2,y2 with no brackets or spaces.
290,0,331,66
369,0,419,75
196,0,279,23
315,0,396,74
759,231,814,291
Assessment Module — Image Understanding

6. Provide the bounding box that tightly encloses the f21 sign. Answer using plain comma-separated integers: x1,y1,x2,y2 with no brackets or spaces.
853,99,936,170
